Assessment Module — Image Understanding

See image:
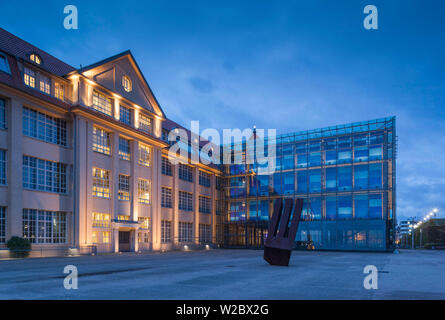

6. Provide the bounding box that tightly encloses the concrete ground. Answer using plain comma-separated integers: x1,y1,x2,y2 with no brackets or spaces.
0,249,444,300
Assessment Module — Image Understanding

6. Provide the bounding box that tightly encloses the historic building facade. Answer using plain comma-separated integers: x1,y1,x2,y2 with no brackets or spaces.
0,28,223,256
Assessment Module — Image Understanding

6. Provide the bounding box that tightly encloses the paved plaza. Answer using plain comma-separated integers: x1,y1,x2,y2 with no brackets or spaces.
0,249,444,299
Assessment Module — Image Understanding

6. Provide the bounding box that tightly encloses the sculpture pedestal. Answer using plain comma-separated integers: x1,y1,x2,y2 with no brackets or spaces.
263,246,292,266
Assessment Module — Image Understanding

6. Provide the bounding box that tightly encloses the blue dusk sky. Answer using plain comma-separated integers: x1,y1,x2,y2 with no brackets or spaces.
1,0,444,222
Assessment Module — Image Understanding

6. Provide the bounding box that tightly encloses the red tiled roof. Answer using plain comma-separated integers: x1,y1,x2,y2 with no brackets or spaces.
0,27,75,76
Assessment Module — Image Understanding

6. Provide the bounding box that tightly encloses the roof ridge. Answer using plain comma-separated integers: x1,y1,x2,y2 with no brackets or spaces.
0,27,75,76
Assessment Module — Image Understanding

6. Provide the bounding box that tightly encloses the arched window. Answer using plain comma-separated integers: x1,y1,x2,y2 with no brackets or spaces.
122,75,132,92
30,53,41,65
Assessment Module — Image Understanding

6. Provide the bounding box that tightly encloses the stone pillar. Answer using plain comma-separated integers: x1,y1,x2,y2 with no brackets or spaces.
130,140,138,221
131,229,138,252
7,98,23,238
84,119,94,245
113,229,119,253
111,131,119,219
151,148,162,250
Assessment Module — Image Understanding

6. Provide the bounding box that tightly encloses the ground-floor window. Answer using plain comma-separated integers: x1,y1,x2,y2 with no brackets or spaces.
199,224,211,243
0,207,6,243
179,222,193,243
161,220,171,243
102,231,110,244
138,231,150,243
22,209,67,243
92,231,98,244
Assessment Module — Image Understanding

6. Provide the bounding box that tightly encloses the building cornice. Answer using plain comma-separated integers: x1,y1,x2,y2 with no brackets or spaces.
70,104,169,149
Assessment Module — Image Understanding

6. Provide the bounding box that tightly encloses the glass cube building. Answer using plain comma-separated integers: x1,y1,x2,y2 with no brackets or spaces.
222,117,396,252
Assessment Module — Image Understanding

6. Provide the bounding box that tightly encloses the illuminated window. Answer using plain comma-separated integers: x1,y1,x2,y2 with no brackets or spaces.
92,212,111,228
54,83,64,101
92,231,98,244
22,209,67,244
122,75,132,92
39,75,50,94
138,143,150,167
30,53,41,65
118,174,130,201
138,178,150,204
92,90,112,116
139,113,152,133
24,67,35,88
138,217,150,229
119,105,132,125
161,187,172,208
118,215,130,221
102,231,110,244
92,126,111,155
118,137,131,160
92,167,110,198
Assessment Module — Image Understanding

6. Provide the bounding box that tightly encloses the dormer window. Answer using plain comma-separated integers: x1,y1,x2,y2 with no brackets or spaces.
122,75,132,92
24,67,35,88
0,53,10,73
54,83,64,101
30,53,41,65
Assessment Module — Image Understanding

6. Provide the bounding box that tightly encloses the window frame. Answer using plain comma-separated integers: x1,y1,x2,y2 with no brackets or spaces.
92,126,111,156
138,178,151,204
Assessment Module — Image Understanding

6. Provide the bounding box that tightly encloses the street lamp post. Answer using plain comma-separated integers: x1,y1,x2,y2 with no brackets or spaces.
420,228,422,248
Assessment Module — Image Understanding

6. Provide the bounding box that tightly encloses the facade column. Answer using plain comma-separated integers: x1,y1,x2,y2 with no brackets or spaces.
130,140,138,221
131,229,138,252
151,148,162,250
111,131,119,218
7,98,23,238
84,120,94,245
193,167,199,244
113,228,119,253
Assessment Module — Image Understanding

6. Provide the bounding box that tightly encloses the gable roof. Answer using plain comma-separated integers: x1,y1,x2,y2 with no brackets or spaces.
73,50,166,118
0,27,75,76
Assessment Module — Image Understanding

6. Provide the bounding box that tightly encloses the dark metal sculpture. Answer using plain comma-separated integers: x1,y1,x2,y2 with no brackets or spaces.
264,198,304,266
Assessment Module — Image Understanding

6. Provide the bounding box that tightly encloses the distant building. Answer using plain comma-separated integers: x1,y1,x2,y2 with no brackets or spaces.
399,220,417,235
